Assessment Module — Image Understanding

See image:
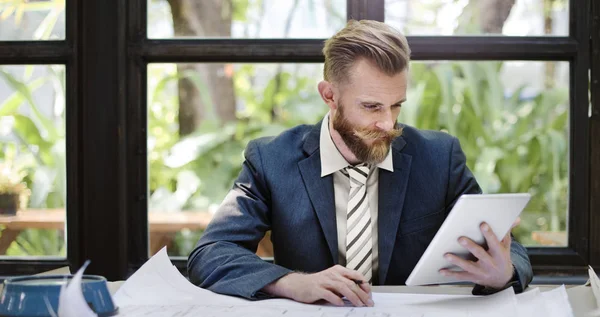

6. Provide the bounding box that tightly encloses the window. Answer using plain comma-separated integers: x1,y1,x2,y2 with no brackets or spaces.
147,62,326,256
0,1,65,41
0,65,67,258
401,61,570,247
0,0,596,280
148,60,570,260
384,0,569,36
140,0,592,274
148,0,346,39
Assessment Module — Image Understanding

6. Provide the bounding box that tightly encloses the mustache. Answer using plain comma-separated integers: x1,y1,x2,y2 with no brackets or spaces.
353,127,402,140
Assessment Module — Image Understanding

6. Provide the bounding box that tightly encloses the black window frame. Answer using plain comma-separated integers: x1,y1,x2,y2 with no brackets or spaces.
0,0,597,282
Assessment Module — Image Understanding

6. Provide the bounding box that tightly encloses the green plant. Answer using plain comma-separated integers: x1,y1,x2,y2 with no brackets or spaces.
0,64,67,256
400,61,568,245
0,159,31,211
147,63,323,214
147,62,325,256
0,66,67,210
0,160,26,193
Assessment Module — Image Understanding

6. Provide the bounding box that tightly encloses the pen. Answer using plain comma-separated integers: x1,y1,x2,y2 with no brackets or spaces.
353,279,364,285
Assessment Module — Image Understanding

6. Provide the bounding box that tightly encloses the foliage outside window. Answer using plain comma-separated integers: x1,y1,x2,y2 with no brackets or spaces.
147,59,569,257
0,1,67,258
0,0,572,258
0,65,67,257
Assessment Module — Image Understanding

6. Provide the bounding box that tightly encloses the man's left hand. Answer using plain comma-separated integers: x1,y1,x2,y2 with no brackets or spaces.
438,221,516,289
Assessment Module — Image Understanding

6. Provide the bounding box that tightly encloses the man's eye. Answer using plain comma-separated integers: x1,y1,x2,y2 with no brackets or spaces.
364,104,378,109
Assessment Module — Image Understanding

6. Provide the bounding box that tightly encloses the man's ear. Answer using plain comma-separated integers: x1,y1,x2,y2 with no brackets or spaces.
318,81,337,111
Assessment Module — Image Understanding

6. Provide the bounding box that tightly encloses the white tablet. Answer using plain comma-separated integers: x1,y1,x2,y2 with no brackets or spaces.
405,193,531,286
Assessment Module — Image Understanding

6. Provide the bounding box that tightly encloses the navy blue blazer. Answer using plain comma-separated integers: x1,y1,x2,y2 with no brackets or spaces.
187,122,533,299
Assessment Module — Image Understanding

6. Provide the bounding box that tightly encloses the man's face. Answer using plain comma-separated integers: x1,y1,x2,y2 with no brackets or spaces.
331,59,408,164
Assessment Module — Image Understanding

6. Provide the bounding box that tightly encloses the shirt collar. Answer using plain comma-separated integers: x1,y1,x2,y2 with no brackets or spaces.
319,112,394,177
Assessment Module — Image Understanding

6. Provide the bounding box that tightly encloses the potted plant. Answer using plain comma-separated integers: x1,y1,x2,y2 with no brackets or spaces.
0,161,30,216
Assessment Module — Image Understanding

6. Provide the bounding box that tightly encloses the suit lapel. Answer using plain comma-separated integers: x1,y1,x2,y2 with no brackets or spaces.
298,123,338,264
378,138,412,284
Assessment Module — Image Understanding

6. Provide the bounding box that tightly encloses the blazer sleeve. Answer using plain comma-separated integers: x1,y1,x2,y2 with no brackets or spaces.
445,137,533,294
187,140,292,300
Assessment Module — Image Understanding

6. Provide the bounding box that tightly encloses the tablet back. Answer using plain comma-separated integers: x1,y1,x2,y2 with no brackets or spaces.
405,193,531,286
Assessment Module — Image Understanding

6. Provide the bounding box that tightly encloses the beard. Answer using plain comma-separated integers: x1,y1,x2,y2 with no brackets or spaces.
332,104,403,165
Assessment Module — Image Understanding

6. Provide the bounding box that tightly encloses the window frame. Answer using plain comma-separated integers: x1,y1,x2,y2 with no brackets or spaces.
0,0,596,281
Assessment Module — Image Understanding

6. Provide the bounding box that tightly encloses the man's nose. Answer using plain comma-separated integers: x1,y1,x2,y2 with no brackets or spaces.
375,111,394,131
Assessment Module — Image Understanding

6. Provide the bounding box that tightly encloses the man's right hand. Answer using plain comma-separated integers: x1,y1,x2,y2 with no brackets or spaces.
262,265,373,307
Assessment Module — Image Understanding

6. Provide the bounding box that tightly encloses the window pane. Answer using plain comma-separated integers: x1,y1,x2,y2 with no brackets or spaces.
147,63,325,256
0,65,66,258
148,0,346,39
401,61,569,247
0,1,66,41
148,60,568,258
385,0,568,36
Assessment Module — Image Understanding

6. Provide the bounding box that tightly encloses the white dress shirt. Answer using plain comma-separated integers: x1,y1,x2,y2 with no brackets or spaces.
319,112,394,282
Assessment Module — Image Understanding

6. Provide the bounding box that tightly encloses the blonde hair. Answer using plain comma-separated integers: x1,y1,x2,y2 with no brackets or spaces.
323,20,411,84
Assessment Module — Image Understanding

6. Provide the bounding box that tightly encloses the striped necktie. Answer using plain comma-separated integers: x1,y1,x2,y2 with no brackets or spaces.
344,164,373,283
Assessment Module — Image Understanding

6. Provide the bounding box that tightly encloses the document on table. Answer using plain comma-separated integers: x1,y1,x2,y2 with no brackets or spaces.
112,247,574,317
515,286,577,317
589,266,600,308
113,248,246,307
587,265,600,316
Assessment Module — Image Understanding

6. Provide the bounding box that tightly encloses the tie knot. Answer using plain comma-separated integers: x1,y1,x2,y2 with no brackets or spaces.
346,164,370,187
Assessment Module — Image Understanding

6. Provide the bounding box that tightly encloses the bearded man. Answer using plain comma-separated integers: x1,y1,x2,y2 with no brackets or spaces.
187,19,533,307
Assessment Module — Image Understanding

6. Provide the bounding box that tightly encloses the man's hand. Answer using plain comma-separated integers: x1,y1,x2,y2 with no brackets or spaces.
439,219,519,289
262,265,374,307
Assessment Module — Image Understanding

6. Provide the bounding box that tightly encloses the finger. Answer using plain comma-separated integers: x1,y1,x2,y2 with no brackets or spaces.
319,289,344,306
501,232,512,249
480,223,503,254
444,253,485,276
351,281,372,306
458,236,493,264
358,280,372,295
336,266,369,285
339,278,371,306
329,281,364,307
438,269,478,283
333,266,371,300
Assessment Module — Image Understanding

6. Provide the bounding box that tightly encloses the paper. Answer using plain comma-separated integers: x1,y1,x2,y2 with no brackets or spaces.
586,266,600,317
378,288,520,317
589,266,600,308
515,286,574,317
541,285,574,317
114,247,247,307
114,290,569,317
56,260,98,317
113,247,575,316
515,288,548,316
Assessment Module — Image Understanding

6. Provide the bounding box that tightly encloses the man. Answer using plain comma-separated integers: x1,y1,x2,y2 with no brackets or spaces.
187,19,533,307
